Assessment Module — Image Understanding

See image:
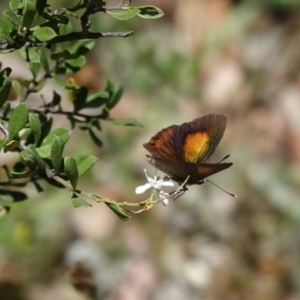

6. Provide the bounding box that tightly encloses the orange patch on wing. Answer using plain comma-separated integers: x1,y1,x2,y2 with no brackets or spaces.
183,132,209,163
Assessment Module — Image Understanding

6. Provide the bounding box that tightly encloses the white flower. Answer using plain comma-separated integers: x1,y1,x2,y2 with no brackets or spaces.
135,169,174,194
159,191,172,206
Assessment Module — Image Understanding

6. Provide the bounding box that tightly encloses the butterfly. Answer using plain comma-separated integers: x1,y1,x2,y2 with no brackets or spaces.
143,114,232,185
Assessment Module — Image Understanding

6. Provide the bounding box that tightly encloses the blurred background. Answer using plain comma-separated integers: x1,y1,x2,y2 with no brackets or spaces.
1,0,300,299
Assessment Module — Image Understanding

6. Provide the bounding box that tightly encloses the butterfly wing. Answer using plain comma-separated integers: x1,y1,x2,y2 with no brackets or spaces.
180,114,227,163
147,156,232,184
143,124,183,159
144,114,226,162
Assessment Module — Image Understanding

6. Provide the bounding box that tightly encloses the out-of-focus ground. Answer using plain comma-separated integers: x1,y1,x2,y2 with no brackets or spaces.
1,0,300,299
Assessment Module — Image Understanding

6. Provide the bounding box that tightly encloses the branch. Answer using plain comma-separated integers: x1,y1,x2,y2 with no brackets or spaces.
0,31,134,51
48,171,158,210
29,106,104,119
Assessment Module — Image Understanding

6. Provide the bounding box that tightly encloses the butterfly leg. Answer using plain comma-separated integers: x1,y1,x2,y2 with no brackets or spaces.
170,175,190,200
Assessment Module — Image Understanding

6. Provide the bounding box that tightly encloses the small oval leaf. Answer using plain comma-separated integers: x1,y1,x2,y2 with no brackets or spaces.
51,135,64,174
0,189,28,202
89,129,103,148
4,10,23,26
108,118,143,127
74,154,98,177
137,5,164,19
3,140,19,152
107,8,140,20
106,203,130,221
12,80,22,99
33,26,57,42
10,169,36,179
0,80,12,108
37,128,71,158
10,0,24,10
71,194,92,208
29,113,41,145
8,103,29,140
26,144,48,168
104,80,123,111
64,156,78,189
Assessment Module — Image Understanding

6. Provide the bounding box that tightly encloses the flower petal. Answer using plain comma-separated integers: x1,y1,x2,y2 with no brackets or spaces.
162,198,169,206
159,180,175,187
135,183,152,194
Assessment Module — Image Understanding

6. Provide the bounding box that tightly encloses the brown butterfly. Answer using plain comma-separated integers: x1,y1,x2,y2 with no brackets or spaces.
143,114,232,185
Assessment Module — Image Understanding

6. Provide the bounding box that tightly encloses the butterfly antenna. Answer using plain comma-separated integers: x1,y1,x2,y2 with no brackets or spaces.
205,179,237,198
218,154,230,163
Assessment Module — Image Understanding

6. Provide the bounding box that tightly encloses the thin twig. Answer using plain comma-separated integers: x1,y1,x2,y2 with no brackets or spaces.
51,173,151,208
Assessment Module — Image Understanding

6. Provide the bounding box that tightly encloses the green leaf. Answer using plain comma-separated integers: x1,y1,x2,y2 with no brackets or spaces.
19,47,41,63
23,0,38,28
40,13,69,27
33,26,57,42
73,40,95,56
29,113,41,145
64,55,87,75
10,0,25,10
0,67,12,85
20,148,35,164
0,33,13,45
106,203,130,221
32,179,43,193
107,8,140,20
108,118,143,127
40,49,50,73
0,80,12,108
26,144,48,168
12,160,27,172
71,195,92,208
0,189,28,202
37,127,71,158
89,129,103,147
11,80,22,99
72,119,91,130
49,91,61,107
35,79,47,92
52,78,70,88
59,22,73,35
52,78,80,90
0,68,12,105
20,78,32,89
29,62,41,78
137,5,164,19
8,103,29,140
3,140,19,152
10,169,36,179
0,17,15,43
4,10,23,27
38,116,51,138
51,49,72,60
74,154,98,177
64,156,78,189
104,80,123,111
51,135,64,174
83,91,109,109
70,87,89,111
